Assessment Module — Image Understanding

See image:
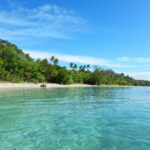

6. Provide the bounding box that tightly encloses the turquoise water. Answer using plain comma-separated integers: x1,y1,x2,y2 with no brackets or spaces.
0,87,150,150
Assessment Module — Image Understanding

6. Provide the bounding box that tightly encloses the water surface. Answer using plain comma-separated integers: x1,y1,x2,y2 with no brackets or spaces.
0,87,150,150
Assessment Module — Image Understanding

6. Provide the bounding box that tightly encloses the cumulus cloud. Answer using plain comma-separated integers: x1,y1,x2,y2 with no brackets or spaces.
0,4,86,39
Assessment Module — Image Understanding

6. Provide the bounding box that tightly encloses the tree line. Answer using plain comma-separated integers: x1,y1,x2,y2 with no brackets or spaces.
0,38,150,86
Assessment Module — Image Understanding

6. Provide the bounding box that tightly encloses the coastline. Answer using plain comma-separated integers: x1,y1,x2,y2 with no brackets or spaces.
0,83,97,89
0,83,135,89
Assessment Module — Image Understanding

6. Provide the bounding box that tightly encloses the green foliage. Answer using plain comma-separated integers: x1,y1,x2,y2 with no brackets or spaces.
56,69,72,84
0,38,150,86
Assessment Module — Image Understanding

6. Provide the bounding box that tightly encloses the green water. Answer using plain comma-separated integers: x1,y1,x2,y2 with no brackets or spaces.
0,87,150,150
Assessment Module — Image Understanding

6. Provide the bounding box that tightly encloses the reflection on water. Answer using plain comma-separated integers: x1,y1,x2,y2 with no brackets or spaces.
0,87,150,150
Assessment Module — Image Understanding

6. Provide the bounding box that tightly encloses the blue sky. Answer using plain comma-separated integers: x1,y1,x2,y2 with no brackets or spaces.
1,0,150,80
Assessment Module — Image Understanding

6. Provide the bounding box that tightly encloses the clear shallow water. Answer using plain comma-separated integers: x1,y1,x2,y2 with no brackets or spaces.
0,87,150,150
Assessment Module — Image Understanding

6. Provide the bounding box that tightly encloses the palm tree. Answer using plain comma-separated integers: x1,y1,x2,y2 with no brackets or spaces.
50,56,55,64
54,58,59,65
86,64,90,70
79,65,86,72
69,62,74,69
79,65,83,71
82,65,86,71
74,64,77,70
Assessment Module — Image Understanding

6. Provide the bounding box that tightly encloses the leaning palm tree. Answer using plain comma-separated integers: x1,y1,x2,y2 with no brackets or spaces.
82,65,86,72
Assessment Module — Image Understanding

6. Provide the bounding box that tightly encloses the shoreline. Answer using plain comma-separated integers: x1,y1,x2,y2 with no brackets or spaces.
0,83,97,89
0,83,141,89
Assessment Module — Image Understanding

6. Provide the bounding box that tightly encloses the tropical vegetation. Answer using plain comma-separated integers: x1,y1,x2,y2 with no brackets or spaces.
0,38,150,86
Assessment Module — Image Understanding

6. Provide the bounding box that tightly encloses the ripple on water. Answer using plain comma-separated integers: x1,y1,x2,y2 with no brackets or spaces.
0,87,150,150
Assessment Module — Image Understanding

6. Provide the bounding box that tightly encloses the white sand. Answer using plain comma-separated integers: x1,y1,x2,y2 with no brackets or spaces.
0,83,96,88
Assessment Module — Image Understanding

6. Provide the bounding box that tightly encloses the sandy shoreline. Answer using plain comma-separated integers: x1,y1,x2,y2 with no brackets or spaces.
0,83,97,88
0,83,134,89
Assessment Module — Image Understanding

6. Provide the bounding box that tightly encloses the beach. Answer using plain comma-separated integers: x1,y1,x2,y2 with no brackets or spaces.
0,83,96,88
0,83,132,89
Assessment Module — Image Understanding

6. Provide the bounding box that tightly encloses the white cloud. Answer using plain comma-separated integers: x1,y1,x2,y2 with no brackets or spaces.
117,57,129,62
117,57,150,63
124,72,150,81
136,58,150,63
0,4,86,39
24,50,133,68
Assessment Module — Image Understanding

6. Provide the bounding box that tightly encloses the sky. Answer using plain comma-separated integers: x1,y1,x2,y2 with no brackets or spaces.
0,0,150,80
